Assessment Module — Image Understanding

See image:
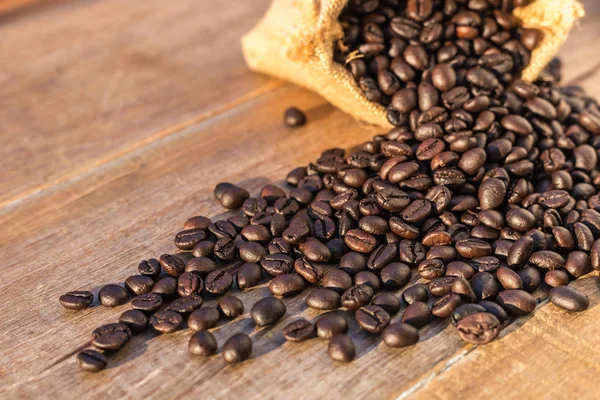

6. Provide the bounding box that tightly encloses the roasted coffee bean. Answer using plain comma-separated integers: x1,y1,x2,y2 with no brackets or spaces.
159,254,186,277
371,293,401,315
471,272,499,301
549,286,589,312
529,250,565,270
478,300,509,323
496,266,523,290
545,269,570,288
176,272,202,297
269,274,305,296
223,333,252,363
261,254,294,276
217,295,244,318
321,329,355,363
380,262,411,288
131,293,163,313
399,239,427,265
402,284,429,304
238,242,267,263
98,284,128,307
138,259,161,277
236,262,263,290
299,239,332,263
251,297,286,326
189,330,218,357
339,252,367,275
168,294,204,314
184,215,211,230
382,322,419,348
451,304,487,326
341,284,374,310
208,220,237,239
151,276,178,297
204,270,233,294
446,261,475,280
355,305,390,333
452,277,476,303
214,237,237,261
321,269,353,293
401,301,431,328
59,291,93,310
565,251,591,278
306,288,341,310
189,307,220,331
125,275,154,296
91,323,132,350
418,258,445,280
119,310,149,334
429,276,456,297
150,310,183,333
456,238,492,258
518,266,542,293
432,293,462,319
77,349,107,373
507,236,534,268
367,243,398,270
315,313,348,339
283,318,315,342
185,257,217,277
344,228,378,253
215,183,249,209
456,312,501,344
496,289,536,316
174,228,206,250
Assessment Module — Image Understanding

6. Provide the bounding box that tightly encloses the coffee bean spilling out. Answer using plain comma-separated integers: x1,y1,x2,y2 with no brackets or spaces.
60,3,600,372
336,0,542,126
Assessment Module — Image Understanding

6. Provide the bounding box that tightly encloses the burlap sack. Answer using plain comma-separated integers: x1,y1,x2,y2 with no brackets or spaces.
242,0,585,128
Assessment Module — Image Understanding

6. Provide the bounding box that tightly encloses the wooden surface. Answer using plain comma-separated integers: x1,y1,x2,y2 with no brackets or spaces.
1,0,599,399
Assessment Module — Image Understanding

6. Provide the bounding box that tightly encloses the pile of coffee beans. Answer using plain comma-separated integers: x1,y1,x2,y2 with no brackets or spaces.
335,0,542,126
64,55,600,371
61,1,600,373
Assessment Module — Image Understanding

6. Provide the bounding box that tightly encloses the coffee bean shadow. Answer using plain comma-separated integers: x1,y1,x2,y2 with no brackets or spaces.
106,330,160,369
304,103,336,125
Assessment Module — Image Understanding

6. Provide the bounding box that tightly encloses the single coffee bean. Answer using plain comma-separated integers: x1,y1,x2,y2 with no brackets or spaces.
98,284,128,307
341,284,374,310
549,286,589,312
166,294,204,314
214,237,237,261
125,275,155,296
284,107,307,127
261,253,294,276
237,262,263,289
251,297,286,326
496,289,536,316
471,272,499,301
529,250,565,270
315,313,348,339
184,215,211,230
138,259,161,277
217,295,244,318
205,270,233,295
380,262,411,288
131,293,163,313
451,304,487,326
328,334,355,362
222,333,252,363
283,318,315,342
321,269,354,293
507,236,534,268
401,301,431,328
151,276,178,297
77,349,107,373
189,330,218,357
193,240,215,258
294,257,324,283
455,238,492,258
150,310,183,333
269,274,305,297
306,288,341,310
174,228,206,250
456,312,501,344
217,184,250,210
382,322,419,348
159,254,186,277
185,257,217,277
344,228,378,253
177,271,203,297
59,291,93,310
119,309,148,334
402,285,429,305
189,307,220,331
432,293,462,318
355,305,390,333
545,269,570,288
565,251,591,278
91,323,132,350
496,266,523,290
429,276,456,297
518,266,542,293
418,258,446,280
371,292,401,315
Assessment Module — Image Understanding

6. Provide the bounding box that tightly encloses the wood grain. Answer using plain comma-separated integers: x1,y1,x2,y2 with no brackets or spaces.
0,1,599,399
0,0,274,209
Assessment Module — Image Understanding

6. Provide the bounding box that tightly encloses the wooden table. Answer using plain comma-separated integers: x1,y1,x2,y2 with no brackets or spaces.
1,1,599,398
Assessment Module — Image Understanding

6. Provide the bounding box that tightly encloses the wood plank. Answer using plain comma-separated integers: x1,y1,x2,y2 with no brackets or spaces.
1,1,600,399
0,0,275,209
